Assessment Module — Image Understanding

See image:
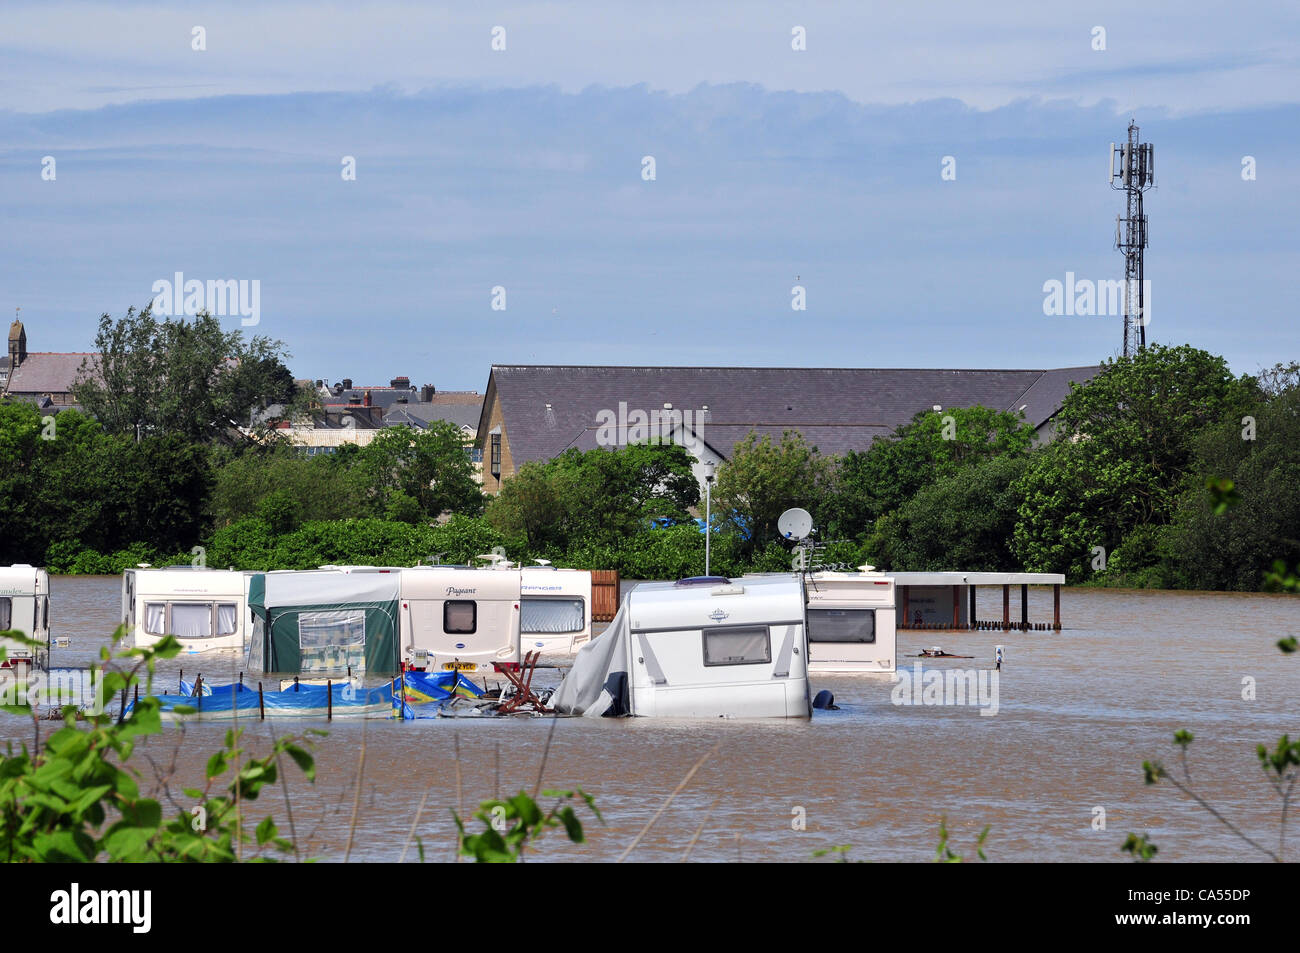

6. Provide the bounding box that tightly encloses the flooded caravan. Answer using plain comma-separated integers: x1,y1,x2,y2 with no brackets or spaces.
519,564,592,655
553,575,811,719
122,567,250,654
0,565,51,669
400,567,521,675
802,569,897,674
246,568,401,677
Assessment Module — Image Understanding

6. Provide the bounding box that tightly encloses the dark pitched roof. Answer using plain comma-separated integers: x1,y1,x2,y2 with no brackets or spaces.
484,364,1102,464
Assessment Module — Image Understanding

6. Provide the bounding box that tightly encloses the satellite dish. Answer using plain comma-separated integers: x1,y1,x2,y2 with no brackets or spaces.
777,508,813,541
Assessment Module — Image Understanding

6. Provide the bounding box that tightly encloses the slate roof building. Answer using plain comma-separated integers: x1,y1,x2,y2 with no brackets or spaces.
473,364,1102,493
2,317,99,408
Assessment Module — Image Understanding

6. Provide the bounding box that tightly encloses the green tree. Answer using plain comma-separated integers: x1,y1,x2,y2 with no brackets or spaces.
869,455,1029,571
72,306,296,446
1163,380,1300,590
825,406,1036,541
710,430,830,555
356,423,485,520
1013,345,1258,581
486,461,570,553
486,442,699,557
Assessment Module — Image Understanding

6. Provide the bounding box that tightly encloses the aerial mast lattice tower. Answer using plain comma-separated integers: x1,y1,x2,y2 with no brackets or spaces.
1109,120,1155,357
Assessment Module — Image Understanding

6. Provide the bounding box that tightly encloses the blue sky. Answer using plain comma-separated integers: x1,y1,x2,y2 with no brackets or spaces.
2,1,1297,390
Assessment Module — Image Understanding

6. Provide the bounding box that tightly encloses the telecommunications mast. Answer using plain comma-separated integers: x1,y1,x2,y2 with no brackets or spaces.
1109,120,1155,357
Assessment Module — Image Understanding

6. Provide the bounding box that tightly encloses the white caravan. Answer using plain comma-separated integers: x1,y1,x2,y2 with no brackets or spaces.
0,565,51,669
122,567,251,653
400,567,521,674
553,575,811,719
802,569,897,674
519,564,593,655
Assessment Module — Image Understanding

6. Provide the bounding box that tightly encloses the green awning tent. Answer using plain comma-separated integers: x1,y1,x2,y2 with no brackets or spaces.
247,571,401,677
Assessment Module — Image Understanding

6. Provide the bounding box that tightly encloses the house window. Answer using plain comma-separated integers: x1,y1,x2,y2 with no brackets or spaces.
444,600,477,634
490,433,501,477
0,597,10,631
702,626,771,666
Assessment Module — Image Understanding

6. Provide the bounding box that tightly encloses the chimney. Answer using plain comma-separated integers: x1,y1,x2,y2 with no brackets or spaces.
421,384,435,403
315,379,324,389
342,378,353,390
391,375,410,390
364,389,372,407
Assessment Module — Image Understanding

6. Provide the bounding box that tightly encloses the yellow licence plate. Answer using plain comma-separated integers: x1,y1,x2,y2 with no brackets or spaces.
443,662,477,671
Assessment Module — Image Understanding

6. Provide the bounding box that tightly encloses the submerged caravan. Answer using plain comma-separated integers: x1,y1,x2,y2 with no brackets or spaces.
122,566,251,654
553,574,813,719
0,564,50,670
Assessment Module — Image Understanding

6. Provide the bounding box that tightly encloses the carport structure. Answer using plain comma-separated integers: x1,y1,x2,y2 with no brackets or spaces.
887,572,1065,631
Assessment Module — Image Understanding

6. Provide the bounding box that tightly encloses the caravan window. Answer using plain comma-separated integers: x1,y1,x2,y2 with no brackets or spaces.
807,608,876,643
444,601,477,634
143,602,242,640
521,598,585,634
145,603,167,635
171,603,214,639
216,604,239,636
298,611,366,650
703,626,771,666
0,597,10,631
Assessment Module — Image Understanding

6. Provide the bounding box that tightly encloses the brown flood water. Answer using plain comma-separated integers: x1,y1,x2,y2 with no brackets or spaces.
5,575,1298,863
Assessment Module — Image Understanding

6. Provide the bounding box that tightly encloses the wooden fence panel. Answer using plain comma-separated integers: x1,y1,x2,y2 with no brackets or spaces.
591,570,621,622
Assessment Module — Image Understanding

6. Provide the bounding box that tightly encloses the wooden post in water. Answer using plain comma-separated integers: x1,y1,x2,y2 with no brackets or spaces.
293,676,299,692
258,682,265,720
1053,584,1061,630
1002,585,1009,629
1021,584,1029,631
327,679,332,721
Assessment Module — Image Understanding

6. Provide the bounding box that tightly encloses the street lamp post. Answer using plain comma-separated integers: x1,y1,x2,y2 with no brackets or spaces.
703,463,715,576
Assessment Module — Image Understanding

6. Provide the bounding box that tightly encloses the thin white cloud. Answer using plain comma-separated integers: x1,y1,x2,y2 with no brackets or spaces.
2,1,1298,114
